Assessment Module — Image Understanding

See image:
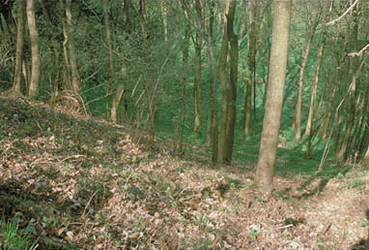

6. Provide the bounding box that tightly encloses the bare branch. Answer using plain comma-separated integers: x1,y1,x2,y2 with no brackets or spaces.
348,43,369,57
325,0,358,26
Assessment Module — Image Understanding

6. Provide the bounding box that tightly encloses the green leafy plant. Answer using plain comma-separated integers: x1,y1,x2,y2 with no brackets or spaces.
0,218,38,250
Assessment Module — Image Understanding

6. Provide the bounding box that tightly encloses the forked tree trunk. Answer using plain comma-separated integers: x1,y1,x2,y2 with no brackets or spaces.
256,0,291,194
13,0,25,95
217,0,238,165
26,0,40,99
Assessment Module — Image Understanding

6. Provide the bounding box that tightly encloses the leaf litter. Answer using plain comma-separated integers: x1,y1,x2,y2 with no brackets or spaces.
0,96,368,250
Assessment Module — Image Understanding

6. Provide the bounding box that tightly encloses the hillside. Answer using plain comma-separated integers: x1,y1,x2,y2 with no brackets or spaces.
0,96,368,250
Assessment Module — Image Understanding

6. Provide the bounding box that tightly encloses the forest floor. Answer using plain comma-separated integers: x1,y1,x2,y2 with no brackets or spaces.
0,95,368,250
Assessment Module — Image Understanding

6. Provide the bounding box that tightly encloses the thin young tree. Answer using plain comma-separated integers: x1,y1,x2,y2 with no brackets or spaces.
13,0,25,95
243,0,257,137
193,0,204,138
207,0,218,164
256,0,292,194
293,2,321,140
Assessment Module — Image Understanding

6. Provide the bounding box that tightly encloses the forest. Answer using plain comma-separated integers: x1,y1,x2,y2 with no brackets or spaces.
0,0,369,249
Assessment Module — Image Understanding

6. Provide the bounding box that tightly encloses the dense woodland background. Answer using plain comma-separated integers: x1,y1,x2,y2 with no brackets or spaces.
0,0,369,187
0,0,369,249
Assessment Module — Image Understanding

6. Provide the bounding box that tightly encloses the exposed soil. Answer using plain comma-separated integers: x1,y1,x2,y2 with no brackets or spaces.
0,96,368,250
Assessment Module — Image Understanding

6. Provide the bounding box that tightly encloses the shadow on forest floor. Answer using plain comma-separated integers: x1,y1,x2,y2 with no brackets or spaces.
276,162,351,199
351,209,369,250
0,176,110,250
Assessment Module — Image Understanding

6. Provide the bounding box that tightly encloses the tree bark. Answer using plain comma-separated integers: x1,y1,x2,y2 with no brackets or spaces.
65,0,80,92
225,0,238,162
256,0,291,194
336,4,359,162
26,0,40,99
193,0,203,138
305,1,332,137
206,1,218,165
293,3,319,140
103,0,124,123
218,0,238,165
243,0,257,137
13,0,25,95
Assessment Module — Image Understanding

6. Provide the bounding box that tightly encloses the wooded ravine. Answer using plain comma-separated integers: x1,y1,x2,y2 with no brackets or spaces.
0,0,369,249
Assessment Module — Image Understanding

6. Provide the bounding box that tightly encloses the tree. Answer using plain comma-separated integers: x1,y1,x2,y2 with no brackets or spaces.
217,0,238,165
65,0,80,92
193,0,204,138
26,0,40,99
243,0,257,137
13,0,25,95
304,1,332,138
207,0,218,164
336,3,360,162
256,0,292,193
293,2,321,140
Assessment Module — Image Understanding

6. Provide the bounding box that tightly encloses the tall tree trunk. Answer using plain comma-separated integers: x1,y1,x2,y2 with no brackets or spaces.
217,2,230,164
26,0,40,99
193,0,203,138
206,0,215,147
243,0,257,137
13,0,25,95
256,0,291,194
225,0,238,163
65,0,79,92
293,4,319,140
103,0,124,123
336,4,359,162
217,0,238,165
305,1,332,137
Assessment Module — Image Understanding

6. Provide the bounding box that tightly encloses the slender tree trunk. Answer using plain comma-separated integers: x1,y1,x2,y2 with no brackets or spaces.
294,8,319,140
352,85,369,155
206,1,215,147
322,83,337,139
217,2,230,164
225,0,238,163
13,0,25,95
305,1,332,137
65,0,79,92
336,4,359,162
256,0,291,194
363,144,369,165
111,85,125,123
26,0,40,99
103,0,114,80
161,2,168,42
243,0,257,137
193,0,203,138
103,0,124,123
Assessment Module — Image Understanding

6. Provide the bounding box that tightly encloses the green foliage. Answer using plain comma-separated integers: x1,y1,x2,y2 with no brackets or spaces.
0,217,38,250
345,179,367,189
